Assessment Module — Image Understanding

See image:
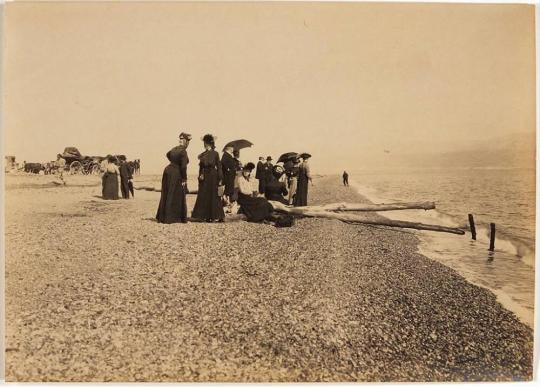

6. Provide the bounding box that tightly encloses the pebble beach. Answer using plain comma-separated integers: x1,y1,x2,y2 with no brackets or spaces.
3,173,534,382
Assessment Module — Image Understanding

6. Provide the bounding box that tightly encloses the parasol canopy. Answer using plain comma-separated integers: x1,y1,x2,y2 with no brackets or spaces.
223,139,253,151
277,152,299,163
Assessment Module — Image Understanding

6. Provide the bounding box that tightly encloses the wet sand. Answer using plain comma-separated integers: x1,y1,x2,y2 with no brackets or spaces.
4,173,533,381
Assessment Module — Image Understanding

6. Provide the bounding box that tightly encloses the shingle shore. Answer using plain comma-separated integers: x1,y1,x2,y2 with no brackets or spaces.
4,174,533,381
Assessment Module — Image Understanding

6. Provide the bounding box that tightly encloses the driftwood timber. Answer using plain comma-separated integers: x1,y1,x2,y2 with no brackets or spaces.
134,185,197,194
133,186,434,211
268,201,465,235
133,186,461,235
300,201,435,212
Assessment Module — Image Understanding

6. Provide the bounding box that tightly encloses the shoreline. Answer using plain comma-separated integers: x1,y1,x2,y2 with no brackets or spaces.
348,177,535,329
4,173,534,381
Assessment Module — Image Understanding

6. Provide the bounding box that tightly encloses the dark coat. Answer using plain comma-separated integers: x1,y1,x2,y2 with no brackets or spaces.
264,163,273,182
255,161,265,179
156,146,189,223
192,149,225,221
119,163,133,199
234,158,242,171
221,152,237,197
258,162,272,193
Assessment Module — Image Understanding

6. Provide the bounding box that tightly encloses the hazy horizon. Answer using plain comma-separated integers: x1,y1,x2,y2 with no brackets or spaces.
2,2,535,175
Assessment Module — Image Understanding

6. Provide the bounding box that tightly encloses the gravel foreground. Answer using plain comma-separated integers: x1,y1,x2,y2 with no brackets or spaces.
4,174,533,382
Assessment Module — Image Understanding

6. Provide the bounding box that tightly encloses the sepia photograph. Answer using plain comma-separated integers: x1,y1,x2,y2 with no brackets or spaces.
1,0,537,382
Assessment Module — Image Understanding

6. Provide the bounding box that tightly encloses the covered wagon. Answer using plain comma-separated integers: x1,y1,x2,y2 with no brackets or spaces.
58,147,103,175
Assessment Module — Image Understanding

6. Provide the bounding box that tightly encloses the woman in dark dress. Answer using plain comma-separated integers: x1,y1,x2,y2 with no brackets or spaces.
293,154,312,207
264,165,289,204
102,155,120,200
192,134,225,222
237,163,274,222
156,132,191,224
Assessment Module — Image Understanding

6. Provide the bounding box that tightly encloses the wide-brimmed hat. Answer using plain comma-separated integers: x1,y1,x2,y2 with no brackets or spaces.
299,152,312,160
179,132,192,141
243,162,255,171
266,156,273,161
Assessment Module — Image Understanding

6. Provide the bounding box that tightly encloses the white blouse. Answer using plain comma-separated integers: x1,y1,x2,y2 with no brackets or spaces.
105,163,120,174
237,176,255,195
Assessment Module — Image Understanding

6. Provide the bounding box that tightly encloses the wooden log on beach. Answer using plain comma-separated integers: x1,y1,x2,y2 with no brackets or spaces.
134,186,197,194
134,186,161,192
268,201,465,235
304,201,436,212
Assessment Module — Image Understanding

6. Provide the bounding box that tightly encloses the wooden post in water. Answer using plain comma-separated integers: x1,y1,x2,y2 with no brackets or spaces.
468,214,477,240
489,223,496,251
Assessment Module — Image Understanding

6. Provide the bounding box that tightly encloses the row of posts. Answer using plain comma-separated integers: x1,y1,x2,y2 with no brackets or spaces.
468,214,495,252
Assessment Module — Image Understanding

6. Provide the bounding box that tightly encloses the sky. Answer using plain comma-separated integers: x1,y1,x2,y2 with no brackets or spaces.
2,2,536,175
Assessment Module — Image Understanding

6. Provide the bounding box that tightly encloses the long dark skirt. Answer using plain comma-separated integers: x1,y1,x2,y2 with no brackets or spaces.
293,175,309,207
102,172,119,200
156,164,187,224
237,193,273,222
192,168,225,221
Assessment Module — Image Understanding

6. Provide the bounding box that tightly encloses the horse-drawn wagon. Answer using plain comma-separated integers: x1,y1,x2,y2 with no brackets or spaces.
57,147,104,175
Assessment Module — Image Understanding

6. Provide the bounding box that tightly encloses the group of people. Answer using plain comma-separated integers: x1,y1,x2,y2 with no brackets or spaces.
155,132,314,225
101,155,135,200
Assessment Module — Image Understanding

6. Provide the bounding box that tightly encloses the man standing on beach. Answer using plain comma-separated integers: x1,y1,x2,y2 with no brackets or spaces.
343,171,349,186
255,156,265,194
221,146,237,211
119,157,133,199
264,156,273,186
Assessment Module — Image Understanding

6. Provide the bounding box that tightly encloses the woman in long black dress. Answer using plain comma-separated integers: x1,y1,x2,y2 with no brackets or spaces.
102,155,120,200
156,132,191,224
293,154,312,207
192,134,225,222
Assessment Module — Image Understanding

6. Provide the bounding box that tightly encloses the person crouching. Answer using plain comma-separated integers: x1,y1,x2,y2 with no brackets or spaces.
264,165,289,204
236,162,274,222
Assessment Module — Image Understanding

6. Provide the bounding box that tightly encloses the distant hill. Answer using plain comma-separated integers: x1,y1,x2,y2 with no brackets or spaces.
394,132,536,169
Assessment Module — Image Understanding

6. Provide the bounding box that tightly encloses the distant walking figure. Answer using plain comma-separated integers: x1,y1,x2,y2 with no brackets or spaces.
343,171,349,186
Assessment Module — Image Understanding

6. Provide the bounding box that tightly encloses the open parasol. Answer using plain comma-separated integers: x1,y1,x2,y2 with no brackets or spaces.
223,139,253,151
277,152,299,163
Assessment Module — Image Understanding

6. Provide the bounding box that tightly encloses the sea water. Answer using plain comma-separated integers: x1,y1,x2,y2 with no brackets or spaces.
349,168,535,328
